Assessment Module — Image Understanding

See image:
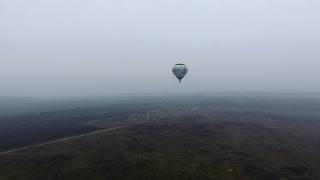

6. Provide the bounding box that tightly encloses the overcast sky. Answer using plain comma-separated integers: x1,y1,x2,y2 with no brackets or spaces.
0,0,319,97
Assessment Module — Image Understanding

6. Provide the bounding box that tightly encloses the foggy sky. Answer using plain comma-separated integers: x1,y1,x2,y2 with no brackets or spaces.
1,0,319,97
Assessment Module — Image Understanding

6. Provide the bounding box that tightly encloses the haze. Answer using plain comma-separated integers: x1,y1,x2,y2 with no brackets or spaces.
1,0,319,98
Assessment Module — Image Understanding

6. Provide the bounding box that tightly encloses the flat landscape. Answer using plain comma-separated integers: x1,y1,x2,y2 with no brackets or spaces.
0,97,320,179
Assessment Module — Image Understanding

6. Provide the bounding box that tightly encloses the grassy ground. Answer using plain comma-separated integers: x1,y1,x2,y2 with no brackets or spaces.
0,97,319,179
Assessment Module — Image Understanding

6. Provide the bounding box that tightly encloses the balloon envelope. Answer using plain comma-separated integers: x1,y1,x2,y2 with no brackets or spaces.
172,63,188,83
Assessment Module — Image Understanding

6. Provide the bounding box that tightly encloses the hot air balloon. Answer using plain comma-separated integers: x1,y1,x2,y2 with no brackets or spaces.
172,63,188,83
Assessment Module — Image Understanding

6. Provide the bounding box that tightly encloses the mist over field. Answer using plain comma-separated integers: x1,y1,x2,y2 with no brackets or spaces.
1,0,320,98
1,1,320,179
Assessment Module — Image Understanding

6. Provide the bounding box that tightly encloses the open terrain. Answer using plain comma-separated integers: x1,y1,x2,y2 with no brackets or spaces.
0,97,320,179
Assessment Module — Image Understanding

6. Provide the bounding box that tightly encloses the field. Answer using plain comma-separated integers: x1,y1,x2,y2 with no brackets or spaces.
0,97,320,179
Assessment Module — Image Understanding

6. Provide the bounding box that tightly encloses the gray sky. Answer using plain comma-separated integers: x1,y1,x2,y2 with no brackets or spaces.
1,0,319,97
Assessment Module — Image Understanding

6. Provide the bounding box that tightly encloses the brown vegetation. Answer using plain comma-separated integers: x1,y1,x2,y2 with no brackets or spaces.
0,97,320,179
